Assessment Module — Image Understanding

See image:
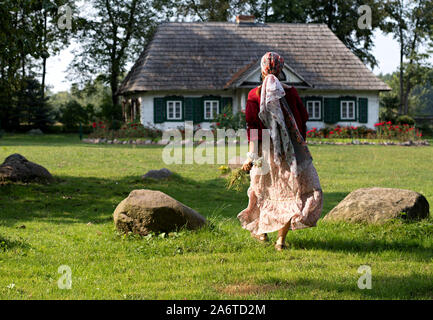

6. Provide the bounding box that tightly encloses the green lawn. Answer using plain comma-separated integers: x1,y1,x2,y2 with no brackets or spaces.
1,133,433,299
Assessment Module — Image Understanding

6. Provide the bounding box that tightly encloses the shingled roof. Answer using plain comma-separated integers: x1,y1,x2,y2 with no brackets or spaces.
119,22,390,94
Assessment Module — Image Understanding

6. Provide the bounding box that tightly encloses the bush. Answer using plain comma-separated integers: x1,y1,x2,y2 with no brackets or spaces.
396,115,415,125
58,100,90,131
88,120,162,140
212,106,246,130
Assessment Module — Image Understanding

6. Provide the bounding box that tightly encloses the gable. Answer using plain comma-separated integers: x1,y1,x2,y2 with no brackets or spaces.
236,63,312,88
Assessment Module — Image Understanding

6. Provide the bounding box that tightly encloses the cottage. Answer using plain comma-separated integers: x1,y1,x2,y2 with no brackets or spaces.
118,16,390,131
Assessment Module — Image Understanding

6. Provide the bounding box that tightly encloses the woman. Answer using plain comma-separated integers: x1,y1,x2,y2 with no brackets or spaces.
237,52,323,251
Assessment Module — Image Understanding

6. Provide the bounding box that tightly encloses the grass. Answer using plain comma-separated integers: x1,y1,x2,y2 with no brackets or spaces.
0,133,433,300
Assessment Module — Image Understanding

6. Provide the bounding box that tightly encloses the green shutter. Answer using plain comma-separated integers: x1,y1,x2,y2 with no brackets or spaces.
193,97,204,123
324,97,340,124
358,97,368,123
154,97,165,124
184,97,195,121
221,97,233,112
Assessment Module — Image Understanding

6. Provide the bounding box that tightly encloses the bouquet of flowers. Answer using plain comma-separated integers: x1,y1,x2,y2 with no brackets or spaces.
226,154,263,191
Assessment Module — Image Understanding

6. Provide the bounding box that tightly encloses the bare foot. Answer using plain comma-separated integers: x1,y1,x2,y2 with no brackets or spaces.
251,233,268,242
274,243,286,251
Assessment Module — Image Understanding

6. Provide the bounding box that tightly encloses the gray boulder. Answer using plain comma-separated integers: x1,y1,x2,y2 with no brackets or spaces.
0,154,54,183
27,129,43,135
142,168,173,180
324,187,430,224
113,189,207,235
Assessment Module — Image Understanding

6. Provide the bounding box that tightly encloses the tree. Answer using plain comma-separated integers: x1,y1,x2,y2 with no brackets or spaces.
71,0,157,121
269,0,386,68
175,0,231,21
384,0,433,115
38,0,74,99
21,77,55,130
0,0,72,131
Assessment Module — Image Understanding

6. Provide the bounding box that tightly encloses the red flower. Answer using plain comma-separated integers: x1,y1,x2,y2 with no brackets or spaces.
223,113,227,117
216,122,220,126
101,125,105,129
329,131,334,134
92,122,97,128
386,121,392,125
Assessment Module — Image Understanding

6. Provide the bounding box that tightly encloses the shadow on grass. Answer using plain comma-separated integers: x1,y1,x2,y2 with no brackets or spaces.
288,236,433,262
1,173,433,262
0,234,30,251
0,173,247,227
260,273,433,299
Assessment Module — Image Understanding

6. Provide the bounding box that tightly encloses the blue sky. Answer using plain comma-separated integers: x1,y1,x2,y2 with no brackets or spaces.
45,29,431,93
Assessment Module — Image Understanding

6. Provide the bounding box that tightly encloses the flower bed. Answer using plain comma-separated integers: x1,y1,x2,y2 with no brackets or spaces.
307,123,424,141
88,121,162,141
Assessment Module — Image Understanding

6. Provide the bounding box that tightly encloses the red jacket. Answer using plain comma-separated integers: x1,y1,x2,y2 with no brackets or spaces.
245,85,309,142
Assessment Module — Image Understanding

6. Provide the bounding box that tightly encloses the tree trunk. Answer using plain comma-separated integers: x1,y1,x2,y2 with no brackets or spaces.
327,0,334,28
110,61,120,119
264,0,269,22
41,11,47,99
398,2,404,116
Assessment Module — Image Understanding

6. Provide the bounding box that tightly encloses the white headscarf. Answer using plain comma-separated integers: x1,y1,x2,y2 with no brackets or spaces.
258,54,291,166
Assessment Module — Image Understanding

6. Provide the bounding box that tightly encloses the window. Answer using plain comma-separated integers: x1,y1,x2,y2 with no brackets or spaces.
204,100,219,120
306,100,321,120
340,100,355,120
167,100,182,120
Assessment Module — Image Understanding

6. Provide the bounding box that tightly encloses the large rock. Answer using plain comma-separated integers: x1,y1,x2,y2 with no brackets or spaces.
113,189,207,235
324,187,430,224
0,154,54,183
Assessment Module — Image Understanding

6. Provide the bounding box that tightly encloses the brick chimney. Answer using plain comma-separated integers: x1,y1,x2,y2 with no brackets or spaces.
236,15,256,24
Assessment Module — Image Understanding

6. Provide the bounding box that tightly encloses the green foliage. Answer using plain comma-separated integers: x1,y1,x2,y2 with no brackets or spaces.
212,106,246,130
269,0,386,68
383,0,433,115
396,115,415,125
88,121,162,140
71,0,157,109
20,78,56,130
0,0,74,131
58,100,90,130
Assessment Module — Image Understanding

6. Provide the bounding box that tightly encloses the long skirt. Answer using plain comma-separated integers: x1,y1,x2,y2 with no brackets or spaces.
237,143,323,235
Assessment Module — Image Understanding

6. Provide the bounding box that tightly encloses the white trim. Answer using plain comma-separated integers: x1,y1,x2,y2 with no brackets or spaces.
203,100,219,120
306,100,321,120
166,100,182,120
340,100,356,120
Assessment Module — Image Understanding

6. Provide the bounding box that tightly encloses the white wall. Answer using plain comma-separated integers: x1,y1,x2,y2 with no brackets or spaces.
299,90,380,130
137,89,381,130
139,90,239,130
